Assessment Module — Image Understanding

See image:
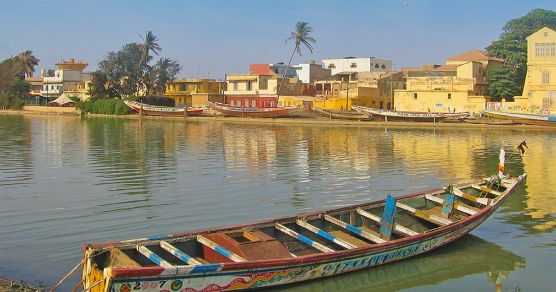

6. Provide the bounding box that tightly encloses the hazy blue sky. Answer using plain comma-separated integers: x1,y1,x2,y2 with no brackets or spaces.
1,0,555,79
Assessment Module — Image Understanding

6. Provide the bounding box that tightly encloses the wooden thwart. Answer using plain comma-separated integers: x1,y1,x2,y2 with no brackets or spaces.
424,194,477,216
136,246,173,267
323,214,386,244
197,235,247,262
356,208,419,236
396,202,453,226
160,240,201,265
451,187,490,205
296,219,357,249
471,184,502,196
275,223,335,253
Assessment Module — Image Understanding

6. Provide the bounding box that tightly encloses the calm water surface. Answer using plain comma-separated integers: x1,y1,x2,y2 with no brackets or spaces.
0,114,555,291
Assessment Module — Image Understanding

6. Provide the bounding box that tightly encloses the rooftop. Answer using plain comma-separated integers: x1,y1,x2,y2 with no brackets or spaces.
446,50,505,63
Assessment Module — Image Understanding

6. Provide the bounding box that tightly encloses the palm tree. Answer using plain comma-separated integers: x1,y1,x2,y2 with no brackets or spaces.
277,21,316,99
16,51,39,77
139,31,161,70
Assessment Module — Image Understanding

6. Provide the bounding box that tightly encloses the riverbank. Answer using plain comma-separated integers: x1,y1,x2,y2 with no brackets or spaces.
0,276,42,292
2,108,556,131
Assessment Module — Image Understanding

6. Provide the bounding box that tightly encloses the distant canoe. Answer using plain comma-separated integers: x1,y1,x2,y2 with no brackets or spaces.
484,110,556,127
81,150,526,291
463,117,517,125
209,102,297,118
353,106,447,122
313,107,370,120
124,100,204,117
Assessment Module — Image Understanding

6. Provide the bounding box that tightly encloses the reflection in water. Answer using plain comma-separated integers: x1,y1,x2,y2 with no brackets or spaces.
274,235,525,292
0,114,554,290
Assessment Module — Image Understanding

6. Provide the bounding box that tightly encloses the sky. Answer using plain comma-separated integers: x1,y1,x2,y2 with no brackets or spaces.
1,0,555,80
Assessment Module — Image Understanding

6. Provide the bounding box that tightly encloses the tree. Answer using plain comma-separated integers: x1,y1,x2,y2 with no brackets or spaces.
488,65,521,101
16,51,40,77
139,31,161,72
487,8,556,95
151,58,181,95
0,56,31,109
277,21,316,99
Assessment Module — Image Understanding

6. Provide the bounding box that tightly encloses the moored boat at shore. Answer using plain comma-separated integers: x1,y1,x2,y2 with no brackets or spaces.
353,106,449,122
209,102,297,118
313,107,370,120
124,100,204,117
79,150,525,292
484,110,556,126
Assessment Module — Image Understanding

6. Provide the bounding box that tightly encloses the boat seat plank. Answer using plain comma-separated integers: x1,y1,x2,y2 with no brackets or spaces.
451,187,490,205
296,219,357,249
328,230,372,247
323,214,386,244
159,241,201,265
472,184,502,196
136,246,173,267
396,202,453,226
108,248,142,268
275,223,335,253
197,235,247,262
356,208,419,236
424,194,477,216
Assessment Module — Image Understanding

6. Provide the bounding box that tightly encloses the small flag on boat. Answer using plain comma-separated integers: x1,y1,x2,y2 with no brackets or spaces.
498,148,506,179
517,141,528,155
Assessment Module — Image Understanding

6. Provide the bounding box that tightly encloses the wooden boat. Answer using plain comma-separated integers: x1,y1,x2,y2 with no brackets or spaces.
124,100,204,117
484,110,556,127
352,106,447,122
463,117,518,125
313,107,370,120
209,102,297,118
81,150,525,291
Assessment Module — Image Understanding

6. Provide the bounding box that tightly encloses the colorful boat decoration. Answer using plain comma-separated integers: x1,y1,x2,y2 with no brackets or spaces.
80,150,525,292
313,107,370,120
124,100,204,117
209,102,297,118
484,110,556,127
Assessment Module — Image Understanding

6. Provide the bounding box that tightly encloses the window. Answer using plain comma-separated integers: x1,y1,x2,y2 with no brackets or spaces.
375,64,379,68
247,81,252,91
327,63,336,69
180,84,186,91
543,72,550,84
233,82,238,91
448,93,452,99
270,101,275,107
413,93,418,99
381,64,386,69
535,43,556,57
251,99,256,107
350,63,357,68
379,101,384,109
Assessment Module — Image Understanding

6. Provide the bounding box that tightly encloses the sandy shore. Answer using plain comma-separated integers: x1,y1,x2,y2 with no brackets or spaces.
2,108,556,131
0,276,42,292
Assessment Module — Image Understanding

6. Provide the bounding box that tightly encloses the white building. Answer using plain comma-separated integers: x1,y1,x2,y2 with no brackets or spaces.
322,57,393,76
294,62,331,84
41,59,91,99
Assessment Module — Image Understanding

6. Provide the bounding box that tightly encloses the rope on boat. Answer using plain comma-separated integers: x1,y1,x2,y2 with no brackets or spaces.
49,258,85,292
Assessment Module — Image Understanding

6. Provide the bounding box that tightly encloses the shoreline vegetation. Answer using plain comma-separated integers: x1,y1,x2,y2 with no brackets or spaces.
0,276,42,292
2,107,556,131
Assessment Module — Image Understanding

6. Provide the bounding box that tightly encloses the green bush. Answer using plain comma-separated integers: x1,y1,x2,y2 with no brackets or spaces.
125,95,175,107
78,99,133,115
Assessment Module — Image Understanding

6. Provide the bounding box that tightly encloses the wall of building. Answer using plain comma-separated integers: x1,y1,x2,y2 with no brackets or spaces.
323,57,392,75
394,90,485,113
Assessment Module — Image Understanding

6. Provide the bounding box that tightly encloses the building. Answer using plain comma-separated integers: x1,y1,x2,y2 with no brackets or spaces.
40,58,91,100
322,57,393,76
24,76,48,105
250,62,331,84
164,79,225,107
393,50,503,113
224,74,302,108
513,27,556,114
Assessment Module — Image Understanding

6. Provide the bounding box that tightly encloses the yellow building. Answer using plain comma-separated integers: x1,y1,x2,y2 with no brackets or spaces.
164,79,225,107
394,50,503,113
513,27,556,114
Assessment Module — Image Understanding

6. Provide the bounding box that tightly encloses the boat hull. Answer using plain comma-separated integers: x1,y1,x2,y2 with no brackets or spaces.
313,108,370,120
209,103,296,118
353,106,447,122
484,110,556,126
124,100,204,117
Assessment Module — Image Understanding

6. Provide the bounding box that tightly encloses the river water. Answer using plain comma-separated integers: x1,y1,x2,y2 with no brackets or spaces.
0,113,555,291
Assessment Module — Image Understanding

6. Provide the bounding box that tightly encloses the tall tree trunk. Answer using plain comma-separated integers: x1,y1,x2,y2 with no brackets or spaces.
277,45,298,100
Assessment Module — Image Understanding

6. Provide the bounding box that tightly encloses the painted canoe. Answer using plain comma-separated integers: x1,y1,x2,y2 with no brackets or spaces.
81,151,526,292
313,107,370,120
124,100,204,117
484,110,556,127
352,106,447,122
209,102,297,118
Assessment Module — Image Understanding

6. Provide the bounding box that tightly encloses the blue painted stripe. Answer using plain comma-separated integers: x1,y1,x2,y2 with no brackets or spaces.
214,245,233,258
317,229,336,242
190,264,222,274
548,116,556,122
148,253,165,266
147,235,168,240
296,234,315,246
177,253,192,263
346,224,363,235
